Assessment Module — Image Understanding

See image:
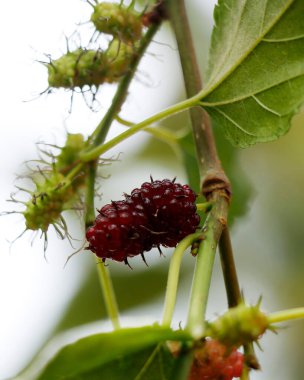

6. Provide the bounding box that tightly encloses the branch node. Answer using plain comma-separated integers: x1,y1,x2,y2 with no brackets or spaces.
202,170,232,202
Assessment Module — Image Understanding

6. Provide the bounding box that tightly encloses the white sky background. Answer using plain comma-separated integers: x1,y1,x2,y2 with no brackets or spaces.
0,1,294,379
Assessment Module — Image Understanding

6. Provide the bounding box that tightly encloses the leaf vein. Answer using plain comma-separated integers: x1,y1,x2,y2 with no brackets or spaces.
208,0,248,85
213,107,259,137
260,0,269,35
202,0,294,98
201,73,304,107
263,34,304,42
251,95,282,116
134,345,161,380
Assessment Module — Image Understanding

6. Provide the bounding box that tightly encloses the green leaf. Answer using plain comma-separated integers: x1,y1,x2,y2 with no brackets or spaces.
37,326,191,380
62,344,177,380
201,0,304,147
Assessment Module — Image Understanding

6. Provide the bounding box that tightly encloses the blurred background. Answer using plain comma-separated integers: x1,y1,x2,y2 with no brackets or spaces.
0,0,303,379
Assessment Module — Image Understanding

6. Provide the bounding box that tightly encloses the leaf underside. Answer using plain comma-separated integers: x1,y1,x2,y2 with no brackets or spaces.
202,0,304,147
37,326,191,380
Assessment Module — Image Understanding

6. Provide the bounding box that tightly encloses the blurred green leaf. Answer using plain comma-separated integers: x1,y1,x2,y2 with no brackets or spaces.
200,0,304,147
178,132,201,194
56,262,170,332
213,126,253,225
62,344,177,380
37,326,191,380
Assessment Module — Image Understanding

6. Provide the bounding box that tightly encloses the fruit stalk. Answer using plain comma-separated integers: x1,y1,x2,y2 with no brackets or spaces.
186,193,228,338
162,232,204,327
96,259,121,330
85,161,120,329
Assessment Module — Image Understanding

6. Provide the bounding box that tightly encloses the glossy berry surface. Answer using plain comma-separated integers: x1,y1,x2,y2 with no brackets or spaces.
86,179,200,263
188,339,244,380
86,201,152,262
127,179,200,247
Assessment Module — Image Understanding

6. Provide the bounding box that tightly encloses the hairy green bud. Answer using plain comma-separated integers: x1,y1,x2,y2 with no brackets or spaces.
205,303,269,348
56,133,86,172
91,2,142,43
22,133,87,234
23,173,75,232
48,49,108,89
106,39,134,82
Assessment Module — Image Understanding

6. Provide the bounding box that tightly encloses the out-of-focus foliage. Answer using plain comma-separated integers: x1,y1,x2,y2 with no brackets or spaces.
36,327,190,380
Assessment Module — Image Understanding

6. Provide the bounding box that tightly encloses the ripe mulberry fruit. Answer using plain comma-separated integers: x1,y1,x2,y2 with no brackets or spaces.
126,178,200,247
86,178,200,264
188,339,244,380
86,201,153,263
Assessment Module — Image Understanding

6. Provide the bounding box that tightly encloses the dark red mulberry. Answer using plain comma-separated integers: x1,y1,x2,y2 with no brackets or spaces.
86,201,153,263
188,339,244,380
126,178,200,247
86,178,200,264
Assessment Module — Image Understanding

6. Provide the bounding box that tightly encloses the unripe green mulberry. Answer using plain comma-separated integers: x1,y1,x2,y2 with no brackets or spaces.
23,173,76,232
56,133,86,172
91,2,142,43
22,133,87,234
106,39,134,82
205,303,269,348
47,44,136,90
48,49,108,89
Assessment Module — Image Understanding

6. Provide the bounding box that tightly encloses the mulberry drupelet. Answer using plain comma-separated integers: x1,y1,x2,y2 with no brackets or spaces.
126,178,200,247
86,178,200,264
188,339,244,380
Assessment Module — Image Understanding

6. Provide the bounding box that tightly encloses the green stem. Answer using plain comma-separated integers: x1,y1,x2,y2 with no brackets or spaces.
166,0,231,340
84,161,98,228
167,0,259,372
268,307,304,324
115,115,134,127
162,232,204,327
218,228,242,307
81,95,200,162
170,345,194,380
241,365,250,380
142,126,179,144
219,228,259,370
116,114,187,143
96,259,121,330
186,194,228,338
84,162,121,330
196,202,213,213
